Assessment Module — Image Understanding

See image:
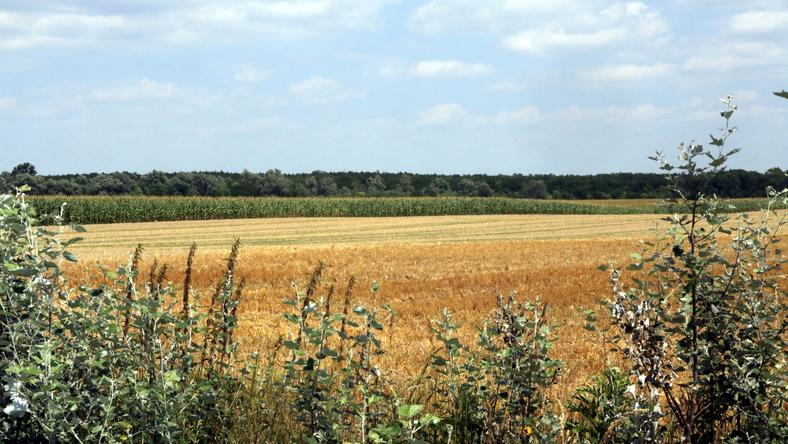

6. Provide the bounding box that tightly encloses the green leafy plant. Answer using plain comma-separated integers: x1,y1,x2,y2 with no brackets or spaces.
600,97,787,443
566,367,660,443
369,404,441,444
0,188,249,442
279,265,437,443
426,295,563,443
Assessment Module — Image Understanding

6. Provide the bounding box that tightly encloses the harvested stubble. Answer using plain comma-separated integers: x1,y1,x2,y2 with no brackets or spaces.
63,213,666,251
61,213,786,401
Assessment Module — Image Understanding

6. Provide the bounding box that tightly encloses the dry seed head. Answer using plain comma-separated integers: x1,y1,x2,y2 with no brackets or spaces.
182,242,197,318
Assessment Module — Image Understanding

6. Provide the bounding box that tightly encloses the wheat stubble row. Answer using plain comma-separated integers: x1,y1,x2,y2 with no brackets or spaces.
61,213,784,399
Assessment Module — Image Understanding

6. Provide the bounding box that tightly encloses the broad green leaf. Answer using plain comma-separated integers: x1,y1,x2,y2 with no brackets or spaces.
398,404,424,418
419,412,441,426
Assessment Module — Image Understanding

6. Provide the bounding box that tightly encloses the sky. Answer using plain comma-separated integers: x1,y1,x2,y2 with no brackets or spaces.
1,0,787,175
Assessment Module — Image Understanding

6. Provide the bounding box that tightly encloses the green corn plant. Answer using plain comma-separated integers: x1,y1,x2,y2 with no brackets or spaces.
29,195,733,225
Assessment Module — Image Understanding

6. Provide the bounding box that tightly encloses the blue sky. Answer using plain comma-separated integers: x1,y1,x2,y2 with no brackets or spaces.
1,0,786,175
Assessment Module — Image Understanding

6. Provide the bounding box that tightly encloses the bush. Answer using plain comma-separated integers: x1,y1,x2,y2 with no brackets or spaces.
0,189,248,442
426,296,562,443
273,266,564,443
566,367,662,443
595,97,787,443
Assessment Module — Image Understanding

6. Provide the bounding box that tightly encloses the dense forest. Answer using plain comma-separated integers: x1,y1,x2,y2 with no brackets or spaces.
2,162,786,199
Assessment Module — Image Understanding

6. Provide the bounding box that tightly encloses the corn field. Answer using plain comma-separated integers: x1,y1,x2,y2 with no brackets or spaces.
27,196,781,224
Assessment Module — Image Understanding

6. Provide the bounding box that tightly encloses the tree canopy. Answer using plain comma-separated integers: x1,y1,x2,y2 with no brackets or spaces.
2,164,785,199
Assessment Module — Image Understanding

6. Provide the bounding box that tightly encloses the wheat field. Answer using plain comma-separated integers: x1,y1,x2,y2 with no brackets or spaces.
61,212,784,400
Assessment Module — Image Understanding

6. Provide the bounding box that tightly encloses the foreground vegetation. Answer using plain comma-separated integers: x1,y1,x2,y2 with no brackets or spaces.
62,214,665,400
3,99,786,442
27,195,785,224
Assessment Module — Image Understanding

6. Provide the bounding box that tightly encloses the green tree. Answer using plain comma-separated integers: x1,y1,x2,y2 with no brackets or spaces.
476,181,494,197
520,180,549,199
141,170,175,195
455,178,479,196
366,174,387,193
191,173,230,196
424,178,452,196
397,173,414,194
10,163,36,176
260,169,290,196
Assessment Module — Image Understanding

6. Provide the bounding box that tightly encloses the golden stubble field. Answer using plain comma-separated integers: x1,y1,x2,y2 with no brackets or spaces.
61,213,786,400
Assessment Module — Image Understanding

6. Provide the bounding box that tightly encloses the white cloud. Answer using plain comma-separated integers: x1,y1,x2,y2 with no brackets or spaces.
410,0,572,33
503,2,667,52
411,60,493,78
552,103,672,121
31,13,129,33
556,105,595,120
376,60,408,77
683,41,787,71
225,116,288,133
485,78,529,92
0,1,396,50
289,76,354,103
378,59,493,78
240,2,331,19
419,104,542,126
0,10,136,50
418,102,671,127
504,28,622,51
185,3,334,26
418,103,468,125
606,104,670,119
0,97,17,110
88,78,176,101
413,1,668,53
731,10,788,33
234,65,267,83
583,63,674,80
488,106,541,124
410,0,491,33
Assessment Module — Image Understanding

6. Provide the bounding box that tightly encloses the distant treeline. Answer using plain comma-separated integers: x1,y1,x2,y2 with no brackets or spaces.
3,162,786,199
